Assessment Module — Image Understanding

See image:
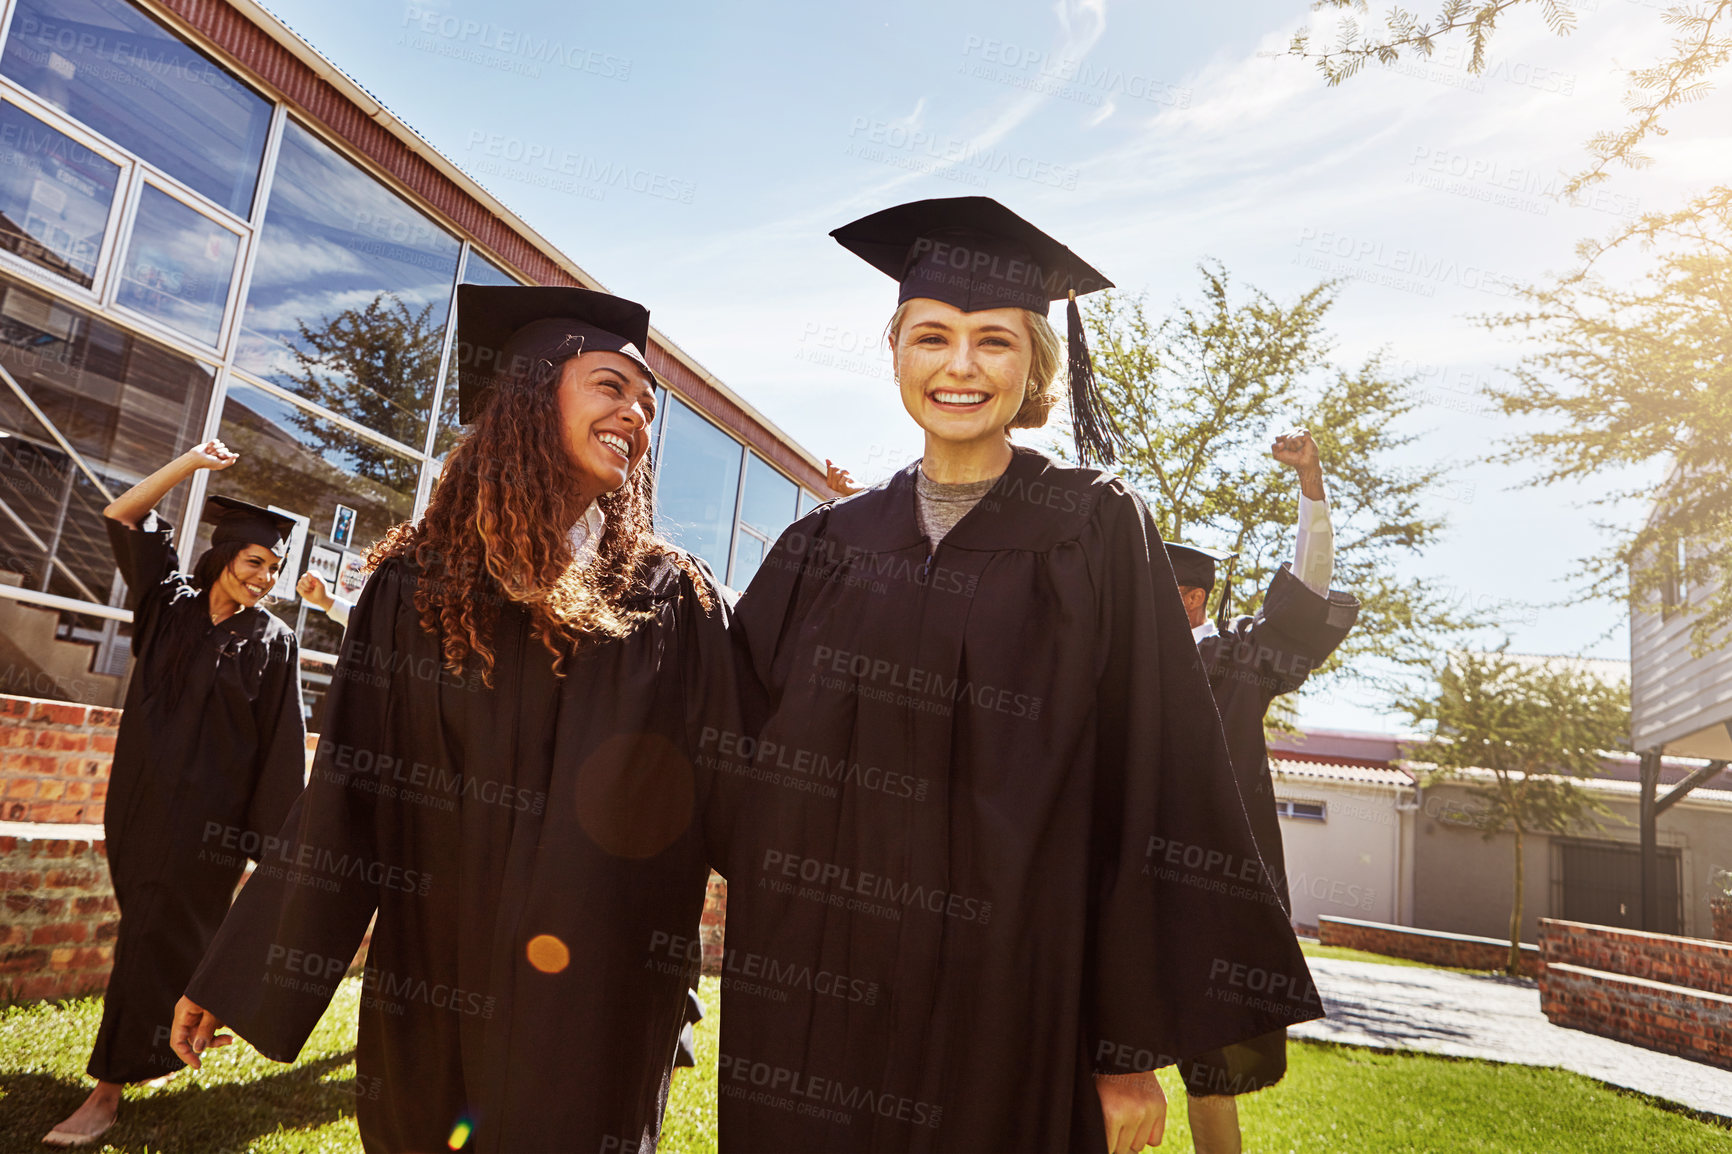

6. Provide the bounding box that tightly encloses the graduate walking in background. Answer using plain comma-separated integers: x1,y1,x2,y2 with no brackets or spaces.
170,287,737,1153
712,197,1321,1153
1167,429,1360,1154
44,443,306,1148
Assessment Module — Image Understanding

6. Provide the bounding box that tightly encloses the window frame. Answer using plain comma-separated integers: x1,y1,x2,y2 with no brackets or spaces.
0,89,132,308
0,0,824,705
1275,799,1328,822
0,0,273,229
104,175,250,355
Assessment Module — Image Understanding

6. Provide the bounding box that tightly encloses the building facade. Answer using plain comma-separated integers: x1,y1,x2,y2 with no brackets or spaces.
1267,756,1417,934
0,0,832,717
1270,731,1732,941
1630,531,1732,761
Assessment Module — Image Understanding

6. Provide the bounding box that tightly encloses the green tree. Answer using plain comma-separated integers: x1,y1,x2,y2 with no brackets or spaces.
1401,648,1630,973
1293,3,1732,651
1070,263,1477,697
1481,205,1732,652
1291,1,1732,210
283,292,444,494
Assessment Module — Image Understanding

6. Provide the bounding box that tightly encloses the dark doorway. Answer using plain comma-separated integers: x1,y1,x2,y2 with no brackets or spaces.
1554,839,1683,934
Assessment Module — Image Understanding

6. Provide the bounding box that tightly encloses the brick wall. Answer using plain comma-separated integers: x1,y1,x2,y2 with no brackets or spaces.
1538,918,1732,1070
1541,964,1732,1070
1318,916,1542,976
0,692,318,1005
0,697,117,824
0,831,116,1003
0,694,321,828
1540,918,1732,997
700,872,726,976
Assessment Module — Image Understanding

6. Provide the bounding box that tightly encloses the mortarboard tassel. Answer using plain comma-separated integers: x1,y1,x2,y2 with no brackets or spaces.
1214,556,1238,633
1066,290,1120,467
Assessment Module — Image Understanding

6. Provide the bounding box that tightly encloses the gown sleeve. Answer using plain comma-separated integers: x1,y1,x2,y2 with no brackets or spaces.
730,508,831,706
242,631,308,861
1229,564,1361,699
1088,489,1322,1074
105,511,189,659
185,561,408,1061
705,509,829,875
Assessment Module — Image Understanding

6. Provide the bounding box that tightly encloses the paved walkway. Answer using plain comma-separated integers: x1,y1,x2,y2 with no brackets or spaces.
1293,956,1732,1118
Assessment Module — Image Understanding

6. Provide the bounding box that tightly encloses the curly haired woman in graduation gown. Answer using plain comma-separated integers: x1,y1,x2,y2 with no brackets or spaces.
173,287,736,1153
710,198,1322,1153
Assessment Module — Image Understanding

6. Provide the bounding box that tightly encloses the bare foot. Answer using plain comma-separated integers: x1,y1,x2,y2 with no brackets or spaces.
42,1082,120,1147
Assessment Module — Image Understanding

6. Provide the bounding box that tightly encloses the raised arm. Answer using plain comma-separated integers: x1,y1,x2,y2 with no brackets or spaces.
1272,429,1333,596
104,440,238,528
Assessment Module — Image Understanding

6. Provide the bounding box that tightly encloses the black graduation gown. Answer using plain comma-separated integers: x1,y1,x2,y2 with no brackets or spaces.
1198,564,1360,911
710,448,1321,1153
1177,565,1359,1098
186,552,732,1154
90,513,306,1083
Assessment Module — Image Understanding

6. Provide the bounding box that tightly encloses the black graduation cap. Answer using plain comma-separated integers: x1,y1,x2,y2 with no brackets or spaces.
830,197,1121,466
1168,542,1241,632
1167,543,1236,592
454,285,654,423
205,495,296,558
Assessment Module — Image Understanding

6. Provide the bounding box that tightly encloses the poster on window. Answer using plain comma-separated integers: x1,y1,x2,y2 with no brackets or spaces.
336,550,368,600
306,544,340,586
331,503,357,548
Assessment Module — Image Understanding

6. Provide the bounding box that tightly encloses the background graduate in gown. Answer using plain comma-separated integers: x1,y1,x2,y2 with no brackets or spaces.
710,197,1321,1154
171,287,736,1153
1167,428,1360,1154
45,444,306,1148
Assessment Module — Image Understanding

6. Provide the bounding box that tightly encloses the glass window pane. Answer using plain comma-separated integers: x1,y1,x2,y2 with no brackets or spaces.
237,120,460,452
208,381,419,720
731,532,769,589
462,253,519,288
0,101,119,288
799,490,819,517
656,399,741,579
732,456,796,588
116,185,238,345
432,252,519,459
0,271,214,706
739,453,798,539
2,0,271,217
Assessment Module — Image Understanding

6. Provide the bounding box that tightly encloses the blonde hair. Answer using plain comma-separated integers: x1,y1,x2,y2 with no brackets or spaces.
887,301,1063,431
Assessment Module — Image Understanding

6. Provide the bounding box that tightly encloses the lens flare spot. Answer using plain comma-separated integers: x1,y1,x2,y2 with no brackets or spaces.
527,933,570,974
447,1117,473,1149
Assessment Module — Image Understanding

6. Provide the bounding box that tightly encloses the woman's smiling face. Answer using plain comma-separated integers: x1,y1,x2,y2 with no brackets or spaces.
891,298,1032,451
555,350,657,498
216,545,282,609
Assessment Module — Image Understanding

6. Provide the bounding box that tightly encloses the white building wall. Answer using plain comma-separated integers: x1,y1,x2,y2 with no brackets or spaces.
1271,773,1411,931
1631,567,1732,758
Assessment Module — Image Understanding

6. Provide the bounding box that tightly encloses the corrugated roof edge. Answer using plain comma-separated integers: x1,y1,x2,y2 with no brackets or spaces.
217,0,828,483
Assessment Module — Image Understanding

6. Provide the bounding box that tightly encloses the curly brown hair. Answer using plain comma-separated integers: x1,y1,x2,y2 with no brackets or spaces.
367,355,710,684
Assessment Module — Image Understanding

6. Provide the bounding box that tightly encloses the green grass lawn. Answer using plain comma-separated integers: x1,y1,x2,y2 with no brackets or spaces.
1298,938,1504,975
2,973,1726,1153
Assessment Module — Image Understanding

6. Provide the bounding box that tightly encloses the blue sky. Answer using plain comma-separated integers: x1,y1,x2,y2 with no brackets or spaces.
260,0,1727,731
